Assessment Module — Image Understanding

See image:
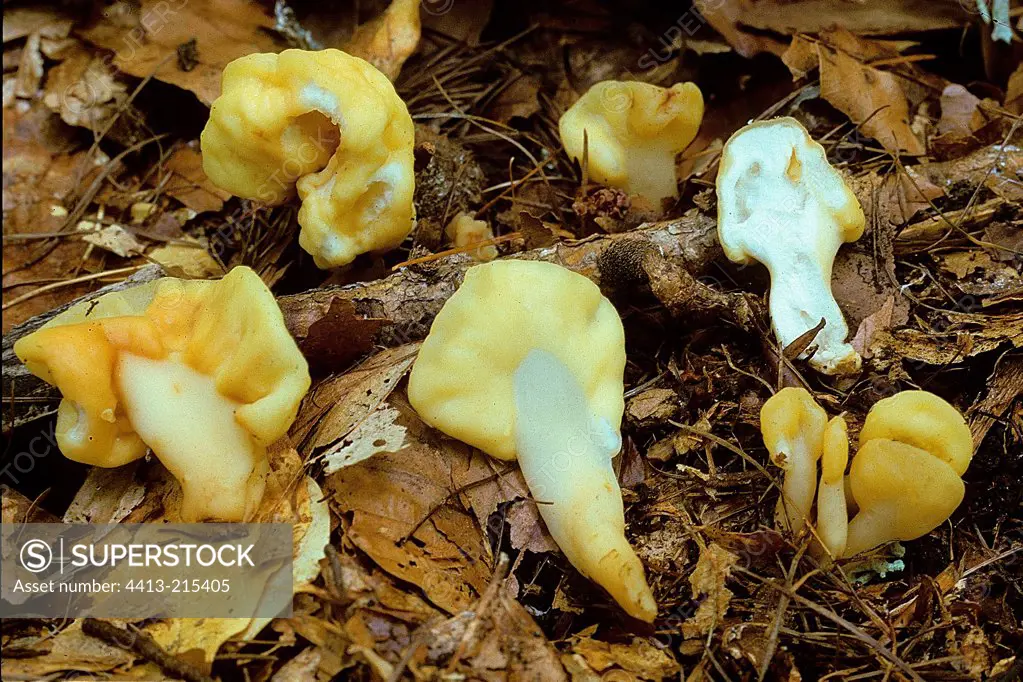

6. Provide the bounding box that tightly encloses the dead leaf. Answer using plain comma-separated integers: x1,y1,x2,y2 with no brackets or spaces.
487,71,542,123
938,84,985,137
322,403,407,473
63,463,148,524
695,0,966,58
420,0,493,46
292,344,417,451
818,44,924,155
147,240,224,279
567,636,680,681
1007,63,1023,114
282,297,395,375
4,7,73,43
79,222,146,257
0,620,135,680
627,388,679,424
42,42,127,133
681,543,738,639
851,295,896,359
160,145,231,213
78,0,279,106
271,647,322,682
344,0,421,81
15,32,44,98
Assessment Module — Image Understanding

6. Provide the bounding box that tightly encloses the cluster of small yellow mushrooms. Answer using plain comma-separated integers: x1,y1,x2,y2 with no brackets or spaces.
13,48,976,623
762,388,974,558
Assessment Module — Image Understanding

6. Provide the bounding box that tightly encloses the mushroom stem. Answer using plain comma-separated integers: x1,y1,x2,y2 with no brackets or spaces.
816,415,850,557
513,349,656,622
762,240,856,374
117,352,268,522
844,504,900,558
773,436,818,534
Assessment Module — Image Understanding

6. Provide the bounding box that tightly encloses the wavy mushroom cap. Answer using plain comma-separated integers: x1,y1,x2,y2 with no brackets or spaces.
201,49,415,268
408,259,626,461
759,387,828,469
13,267,310,520
859,390,973,476
559,80,703,201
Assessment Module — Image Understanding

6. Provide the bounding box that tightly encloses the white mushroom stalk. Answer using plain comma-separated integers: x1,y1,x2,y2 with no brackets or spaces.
408,260,656,621
513,349,654,619
717,117,866,374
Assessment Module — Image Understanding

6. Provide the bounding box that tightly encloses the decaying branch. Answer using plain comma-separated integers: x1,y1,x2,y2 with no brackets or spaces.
278,212,720,365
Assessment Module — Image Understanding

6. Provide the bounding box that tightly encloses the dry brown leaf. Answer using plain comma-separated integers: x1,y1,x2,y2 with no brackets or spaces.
695,0,966,58
42,42,127,133
78,0,279,106
870,311,1023,367
851,295,896,360
818,44,924,155
681,543,738,639
344,0,421,81
291,344,417,450
15,31,44,98
627,388,679,424
567,636,680,682
160,145,231,213
1007,63,1023,114
79,222,146,257
4,6,73,43
63,463,148,524
417,564,567,680
147,240,224,279
487,71,542,123
938,84,985,137
454,450,558,554
420,0,493,46
282,297,397,376
322,403,407,473
0,620,136,680
270,647,322,682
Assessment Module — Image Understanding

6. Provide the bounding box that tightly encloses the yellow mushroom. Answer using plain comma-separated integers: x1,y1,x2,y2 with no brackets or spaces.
445,211,497,261
841,390,973,556
844,440,965,557
408,260,656,621
760,387,828,535
559,80,704,203
201,49,415,269
816,415,850,557
13,267,310,522
716,117,865,374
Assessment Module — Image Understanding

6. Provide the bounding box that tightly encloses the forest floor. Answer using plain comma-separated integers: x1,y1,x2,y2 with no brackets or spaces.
2,0,1022,680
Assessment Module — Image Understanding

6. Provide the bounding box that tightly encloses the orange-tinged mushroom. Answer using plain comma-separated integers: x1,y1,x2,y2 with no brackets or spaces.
13,267,310,522
858,390,973,476
816,415,850,557
408,260,656,621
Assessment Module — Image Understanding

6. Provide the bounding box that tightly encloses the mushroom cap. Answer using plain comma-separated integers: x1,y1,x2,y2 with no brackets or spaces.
859,390,973,476
13,267,310,466
759,387,828,469
821,415,849,484
716,117,865,266
201,49,415,268
559,80,703,199
407,260,626,461
848,439,965,545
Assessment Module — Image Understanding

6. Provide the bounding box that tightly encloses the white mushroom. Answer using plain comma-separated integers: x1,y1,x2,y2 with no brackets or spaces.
716,117,866,374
